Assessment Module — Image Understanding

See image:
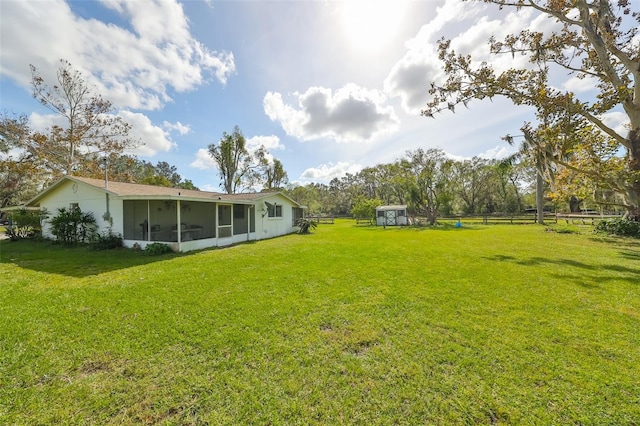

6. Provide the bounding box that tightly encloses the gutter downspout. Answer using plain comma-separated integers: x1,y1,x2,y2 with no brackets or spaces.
177,199,182,245
247,205,253,241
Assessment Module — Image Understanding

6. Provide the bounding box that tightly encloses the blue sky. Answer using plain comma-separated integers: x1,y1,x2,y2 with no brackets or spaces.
1,0,626,192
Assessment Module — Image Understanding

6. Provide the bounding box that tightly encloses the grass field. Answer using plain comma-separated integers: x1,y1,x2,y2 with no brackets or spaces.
1,221,639,424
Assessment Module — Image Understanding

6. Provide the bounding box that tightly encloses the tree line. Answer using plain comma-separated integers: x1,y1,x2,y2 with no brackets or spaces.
284,149,541,222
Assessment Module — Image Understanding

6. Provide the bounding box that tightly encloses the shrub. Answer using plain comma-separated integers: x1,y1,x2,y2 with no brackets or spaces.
296,217,318,234
91,230,123,250
49,206,97,245
594,218,640,238
4,208,47,241
145,242,173,255
5,225,37,241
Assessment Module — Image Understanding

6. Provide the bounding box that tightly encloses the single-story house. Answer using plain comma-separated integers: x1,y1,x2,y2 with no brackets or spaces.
376,205,408,226
23,176,305,252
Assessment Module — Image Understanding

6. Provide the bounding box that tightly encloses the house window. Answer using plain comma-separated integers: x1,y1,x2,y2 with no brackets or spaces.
266,202,282,218
70,203,79,210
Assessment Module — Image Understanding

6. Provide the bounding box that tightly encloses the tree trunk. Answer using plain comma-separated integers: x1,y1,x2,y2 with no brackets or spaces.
569,196,582,213
425,207,438,225
536,164,544,225
627,129,640,221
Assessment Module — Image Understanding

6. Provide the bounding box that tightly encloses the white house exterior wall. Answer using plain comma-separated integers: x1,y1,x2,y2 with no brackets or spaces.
38,180,124,238
255,194,298,240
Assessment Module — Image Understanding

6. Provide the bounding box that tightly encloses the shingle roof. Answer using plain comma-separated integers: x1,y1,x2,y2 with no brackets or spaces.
376,205,407,210
72,176,222,198
27,175,298,206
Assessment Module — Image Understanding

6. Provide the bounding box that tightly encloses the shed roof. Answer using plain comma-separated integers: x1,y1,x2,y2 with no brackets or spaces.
376,205,407,211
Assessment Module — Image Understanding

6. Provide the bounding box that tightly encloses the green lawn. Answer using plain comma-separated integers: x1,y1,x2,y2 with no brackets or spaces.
1,221,639,424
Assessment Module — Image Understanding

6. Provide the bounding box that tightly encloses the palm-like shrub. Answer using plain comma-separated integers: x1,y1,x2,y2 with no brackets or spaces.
49,206,97,245
296,217,317,234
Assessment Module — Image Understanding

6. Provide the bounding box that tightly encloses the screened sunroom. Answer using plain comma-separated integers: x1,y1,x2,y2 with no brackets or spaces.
122,199,255,244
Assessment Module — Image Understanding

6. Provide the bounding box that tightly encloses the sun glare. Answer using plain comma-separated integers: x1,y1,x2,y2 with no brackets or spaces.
340,0,407,51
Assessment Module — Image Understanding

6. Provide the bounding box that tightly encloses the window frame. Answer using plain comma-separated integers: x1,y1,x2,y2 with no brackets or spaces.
266,202,282,218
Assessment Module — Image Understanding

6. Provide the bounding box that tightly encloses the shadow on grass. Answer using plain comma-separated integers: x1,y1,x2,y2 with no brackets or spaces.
483,254,640,287
620,250,640,261
589,236,640,249
0,239,187,278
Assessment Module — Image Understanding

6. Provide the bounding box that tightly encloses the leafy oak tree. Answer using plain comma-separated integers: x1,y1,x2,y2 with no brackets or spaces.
406,148,455,224
451,157,494,214
425,0,640,219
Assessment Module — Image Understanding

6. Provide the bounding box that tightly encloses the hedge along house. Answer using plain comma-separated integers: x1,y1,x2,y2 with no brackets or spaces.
376,205,408,226
25,176,305,252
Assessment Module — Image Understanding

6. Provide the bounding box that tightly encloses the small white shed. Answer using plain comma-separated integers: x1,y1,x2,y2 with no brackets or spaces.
376,205,408,226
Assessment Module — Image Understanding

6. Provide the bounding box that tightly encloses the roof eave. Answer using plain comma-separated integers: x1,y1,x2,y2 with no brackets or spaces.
27,175,115,206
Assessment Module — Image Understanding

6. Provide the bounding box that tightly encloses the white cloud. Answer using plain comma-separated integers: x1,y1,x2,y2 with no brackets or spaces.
246,135,284,152
383,1,486,115
384,0,555,114
264,84,399,143
119,111,175,156
384,50,441,115
563,76,597,94
28,112,66,133
245,135,285,166
633,32,640,51
477,145,517,160
299,161,363,182
27,110,172,157
199,183,218,192
118,110,175,157
448,9,537,67
190,148,216,170
0,0,235,111
601,111,630,138
405,0,485,45
163,121,191,135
